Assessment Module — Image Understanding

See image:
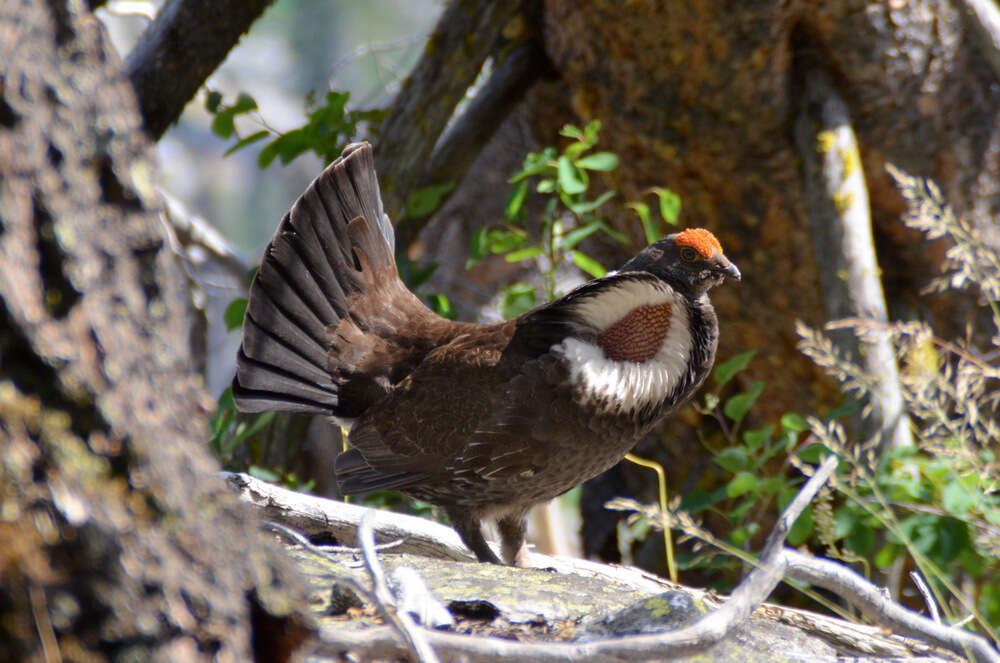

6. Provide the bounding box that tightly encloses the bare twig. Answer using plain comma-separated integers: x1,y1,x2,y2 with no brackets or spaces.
786,550,1000,663
792,29,912,451
358,511,441,663
910,570,941,624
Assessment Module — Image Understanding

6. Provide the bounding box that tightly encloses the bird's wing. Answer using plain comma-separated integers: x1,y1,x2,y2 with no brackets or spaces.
334,299,586,495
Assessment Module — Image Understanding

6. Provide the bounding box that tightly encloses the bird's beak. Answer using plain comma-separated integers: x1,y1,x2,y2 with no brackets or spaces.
717,256,741,282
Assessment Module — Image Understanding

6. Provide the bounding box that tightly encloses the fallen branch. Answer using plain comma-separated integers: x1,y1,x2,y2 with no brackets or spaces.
223,472,475,561
226,469,994,661
357,511,441,663
786,550,1000,663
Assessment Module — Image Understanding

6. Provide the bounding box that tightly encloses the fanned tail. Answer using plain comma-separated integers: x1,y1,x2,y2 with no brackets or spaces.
233,142,437,419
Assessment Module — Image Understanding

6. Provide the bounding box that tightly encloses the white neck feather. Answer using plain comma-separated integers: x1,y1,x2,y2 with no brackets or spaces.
552,278,693,414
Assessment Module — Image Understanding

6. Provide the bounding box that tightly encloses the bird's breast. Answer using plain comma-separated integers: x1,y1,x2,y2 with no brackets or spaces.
553,278,695,416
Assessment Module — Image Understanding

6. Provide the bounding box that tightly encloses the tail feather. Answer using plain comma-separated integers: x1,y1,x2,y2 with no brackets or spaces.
233,141,454,419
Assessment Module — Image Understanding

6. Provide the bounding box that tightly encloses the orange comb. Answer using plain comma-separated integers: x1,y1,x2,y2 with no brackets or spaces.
676,228,723,258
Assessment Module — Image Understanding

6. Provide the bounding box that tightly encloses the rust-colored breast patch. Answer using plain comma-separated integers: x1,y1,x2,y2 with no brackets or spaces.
597,302,672,362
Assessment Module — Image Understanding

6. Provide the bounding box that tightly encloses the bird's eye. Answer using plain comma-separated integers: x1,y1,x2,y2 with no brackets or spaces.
680,247,699,262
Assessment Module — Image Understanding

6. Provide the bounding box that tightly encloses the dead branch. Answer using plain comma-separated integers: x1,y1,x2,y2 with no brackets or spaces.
223,472,475,561
228,470,984,660
785,550,1000,663
792,30,912,451
373,0,523,225
358,511,441,663
124,0,275,139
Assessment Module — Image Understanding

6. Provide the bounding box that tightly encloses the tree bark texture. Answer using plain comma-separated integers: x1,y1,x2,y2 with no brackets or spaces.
125,0,276,140
523,0,999,421
0,2,309,661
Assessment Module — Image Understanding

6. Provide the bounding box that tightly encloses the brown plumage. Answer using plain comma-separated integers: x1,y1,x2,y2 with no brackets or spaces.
233,142,740,565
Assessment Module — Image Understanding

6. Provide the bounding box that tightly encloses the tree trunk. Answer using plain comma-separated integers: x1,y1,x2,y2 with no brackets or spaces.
0,3,310,661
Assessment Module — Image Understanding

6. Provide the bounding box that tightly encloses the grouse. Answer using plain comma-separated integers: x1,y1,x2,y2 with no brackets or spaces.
233,142,740,565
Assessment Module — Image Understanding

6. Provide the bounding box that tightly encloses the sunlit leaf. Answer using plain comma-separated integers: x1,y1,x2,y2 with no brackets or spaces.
575,151,619,171
504,246,544,262
505,179,528,221
571,251,606,278
652,186,681,225
224,130,270,157
557,156,588,195
726,471,757,497
723,381,765,425
714,350,756,386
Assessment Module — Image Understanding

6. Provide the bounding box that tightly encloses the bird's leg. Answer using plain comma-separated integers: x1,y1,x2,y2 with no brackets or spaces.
497,512,529,567
445,507,502,564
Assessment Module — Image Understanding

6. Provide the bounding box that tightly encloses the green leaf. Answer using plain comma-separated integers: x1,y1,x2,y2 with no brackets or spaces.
557,156,588,195
628,201,661,244
536,178,556,194
571,251,607,278
652,187,681,225
559,123,585,141
509,147,557,182
211,110,235,139
942,478,978,515
257,140,281,168
565,190,616,216
715,446,749,473
224,130,270,157
714,350,756,386
583,119,602,145
216,386,235,414
575,151,619,171
467,227,489,268
504,246,544,263
874,543,902,569
405,182,455,220
780,412,809,432
205,90,223,113
726,471,757,497
723,381,765,425
224,298,248,332
505,179,529,221
487,229,527,254
560,223,602,250
428,293,456,320
234,411,275,446
500,283,536,319
231,92,258,114
743,425,773,453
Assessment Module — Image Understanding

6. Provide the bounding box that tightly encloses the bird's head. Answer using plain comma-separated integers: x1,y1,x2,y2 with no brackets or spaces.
620,228,741,297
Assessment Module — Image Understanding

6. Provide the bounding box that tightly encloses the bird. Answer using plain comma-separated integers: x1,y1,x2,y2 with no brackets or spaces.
232,142,740,566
